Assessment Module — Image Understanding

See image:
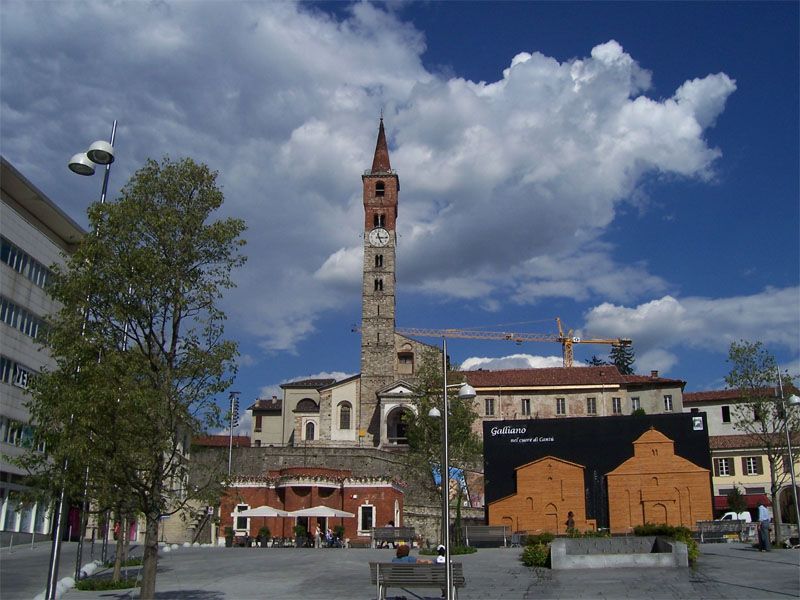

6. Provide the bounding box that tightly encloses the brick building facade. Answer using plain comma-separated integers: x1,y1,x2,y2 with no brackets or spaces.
220,467,404,544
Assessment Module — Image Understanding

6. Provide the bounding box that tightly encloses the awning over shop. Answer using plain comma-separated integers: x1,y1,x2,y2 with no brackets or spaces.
713,494,770,510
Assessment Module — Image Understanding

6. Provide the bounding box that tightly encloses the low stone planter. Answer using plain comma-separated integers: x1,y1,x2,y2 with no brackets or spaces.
550,536,688,569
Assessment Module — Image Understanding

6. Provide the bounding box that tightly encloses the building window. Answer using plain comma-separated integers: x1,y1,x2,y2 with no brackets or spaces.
397,352,414,375
254,439,261,447
374,278,383,291
339,402,352,430
556,398,566,415
612,397,622,415
521,398,531,416
235,504,249,531
715,458,732,477
254,415,262,432
0,296,46,340
743,456,762,476
375,182,385,197
359,505,374,533
721,406,731,423
663,395,673,412
485,398,495,416
373,213,385,227
631,397,640,412
586,397,597,415
1,237,52,289
784,455,794,474
375,254,383,268
304,422,315,441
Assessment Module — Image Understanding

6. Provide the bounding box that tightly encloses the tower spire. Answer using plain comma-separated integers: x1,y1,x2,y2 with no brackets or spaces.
371,118,392,174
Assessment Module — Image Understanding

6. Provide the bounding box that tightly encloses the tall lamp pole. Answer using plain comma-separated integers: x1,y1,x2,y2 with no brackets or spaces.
428,338,475,600
776,372,800,533
46,121,117,600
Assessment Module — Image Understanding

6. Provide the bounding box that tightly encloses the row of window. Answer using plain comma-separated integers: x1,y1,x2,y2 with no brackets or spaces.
0,416,45,452
1,236,53,289
483,395,671,416
0,355,35,389
0,296,47,339
715,455,794,477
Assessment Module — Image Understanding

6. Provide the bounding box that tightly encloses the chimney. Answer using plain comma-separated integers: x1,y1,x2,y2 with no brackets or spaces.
650,370,659,378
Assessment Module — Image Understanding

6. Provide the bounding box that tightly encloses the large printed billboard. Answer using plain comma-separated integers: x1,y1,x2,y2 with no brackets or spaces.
483,413,711,530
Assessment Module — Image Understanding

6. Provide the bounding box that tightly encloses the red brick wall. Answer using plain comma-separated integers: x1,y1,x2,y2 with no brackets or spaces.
221,483,403,541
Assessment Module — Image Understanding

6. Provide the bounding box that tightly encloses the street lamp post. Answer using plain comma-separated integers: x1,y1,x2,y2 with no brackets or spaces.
777,373,800,534
428,338,476,600
46,122,117,600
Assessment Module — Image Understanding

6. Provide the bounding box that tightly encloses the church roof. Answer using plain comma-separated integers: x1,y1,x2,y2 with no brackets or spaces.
370,118,392,174
280,378,336,389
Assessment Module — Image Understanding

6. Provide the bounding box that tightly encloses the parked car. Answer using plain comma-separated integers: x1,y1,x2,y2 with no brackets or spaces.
717,511,752,522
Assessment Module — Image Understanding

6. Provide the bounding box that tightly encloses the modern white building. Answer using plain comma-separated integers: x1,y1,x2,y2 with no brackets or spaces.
0,157,84,537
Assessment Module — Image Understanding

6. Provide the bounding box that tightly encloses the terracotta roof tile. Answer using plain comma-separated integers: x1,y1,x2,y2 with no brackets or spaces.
709,432,799,449
370,118,392,173
249,397,282,411
462,366,626,387
684,388,780,404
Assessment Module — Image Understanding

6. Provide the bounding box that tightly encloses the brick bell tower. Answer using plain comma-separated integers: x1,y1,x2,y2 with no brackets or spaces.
360,118,398,446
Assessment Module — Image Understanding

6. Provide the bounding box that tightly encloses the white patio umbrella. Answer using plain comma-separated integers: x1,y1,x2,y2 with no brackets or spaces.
288,506,355,518
232,505,289,517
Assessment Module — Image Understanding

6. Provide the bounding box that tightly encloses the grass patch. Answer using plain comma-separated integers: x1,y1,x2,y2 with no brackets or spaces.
75,577,139,591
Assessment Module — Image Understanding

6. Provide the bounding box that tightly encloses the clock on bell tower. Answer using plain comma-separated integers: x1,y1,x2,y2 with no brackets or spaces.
360,118,399,444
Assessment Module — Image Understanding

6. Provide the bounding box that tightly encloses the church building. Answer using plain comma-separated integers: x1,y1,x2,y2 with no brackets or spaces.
249,120,434,450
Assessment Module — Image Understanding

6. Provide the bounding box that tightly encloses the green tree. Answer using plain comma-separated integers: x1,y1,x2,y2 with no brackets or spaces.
403,348,482,546
609,343,636,375
726,486,747,515
23,157,246,598
725,340,798,545
402,348,483,499
585,355,608,366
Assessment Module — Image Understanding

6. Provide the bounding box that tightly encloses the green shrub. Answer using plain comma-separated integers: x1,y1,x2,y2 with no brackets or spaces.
521,543,550,567
577,529,611,538
633,523,699,565
524,532,554,546
103,557,142,568
75,577,139,591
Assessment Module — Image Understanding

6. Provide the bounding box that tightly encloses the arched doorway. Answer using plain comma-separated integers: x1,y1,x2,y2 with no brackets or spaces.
779,486,800,524
386,406,411,445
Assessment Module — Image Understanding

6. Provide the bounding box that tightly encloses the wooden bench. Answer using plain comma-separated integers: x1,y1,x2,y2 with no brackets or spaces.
462,525,509,547
369,561,465,600
696,520,744,543
370,526,416,548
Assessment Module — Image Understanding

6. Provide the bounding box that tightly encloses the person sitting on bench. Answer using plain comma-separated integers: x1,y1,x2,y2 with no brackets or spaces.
391,543,432,563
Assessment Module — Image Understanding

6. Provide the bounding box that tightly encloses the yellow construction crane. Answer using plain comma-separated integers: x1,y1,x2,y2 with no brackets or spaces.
359,317,631,368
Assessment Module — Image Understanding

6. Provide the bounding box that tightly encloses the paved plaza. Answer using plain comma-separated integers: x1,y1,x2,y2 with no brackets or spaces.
1,540,798,599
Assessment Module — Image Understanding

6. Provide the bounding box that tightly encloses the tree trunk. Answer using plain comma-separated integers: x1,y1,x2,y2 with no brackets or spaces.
112,509,124,582
770,458,783,546
140,514,160,599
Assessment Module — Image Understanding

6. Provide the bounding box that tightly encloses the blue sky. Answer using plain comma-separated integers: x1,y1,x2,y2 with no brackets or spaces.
1,1,797,431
